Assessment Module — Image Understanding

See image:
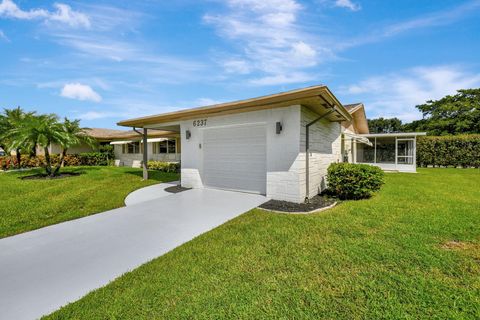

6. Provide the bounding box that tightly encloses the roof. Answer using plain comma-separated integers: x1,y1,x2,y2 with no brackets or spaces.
117,85,353,128
84,128,177,141
342,103,369,134
84,128,127,139
344,103,363,113
360,132,427,138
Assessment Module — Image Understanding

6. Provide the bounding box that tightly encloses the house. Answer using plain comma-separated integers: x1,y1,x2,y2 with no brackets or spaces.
117,85,424,203
109,129,180,167
48,128,180,168
341,103,426,172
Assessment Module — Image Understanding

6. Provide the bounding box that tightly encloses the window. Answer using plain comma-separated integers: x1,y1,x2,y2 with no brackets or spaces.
153,139,176,154
122,142,142,154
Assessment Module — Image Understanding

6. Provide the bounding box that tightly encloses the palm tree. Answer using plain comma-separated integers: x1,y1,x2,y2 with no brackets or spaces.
0,107,36,168
52,118,96,175
9,113,66,176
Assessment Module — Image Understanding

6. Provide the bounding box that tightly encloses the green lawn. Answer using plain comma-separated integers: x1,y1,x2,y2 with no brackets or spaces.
45,168,480,319
0,166,179,238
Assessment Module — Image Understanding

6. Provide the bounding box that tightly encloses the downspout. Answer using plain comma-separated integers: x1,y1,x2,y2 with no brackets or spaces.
133,127,149,180
305,108,335,203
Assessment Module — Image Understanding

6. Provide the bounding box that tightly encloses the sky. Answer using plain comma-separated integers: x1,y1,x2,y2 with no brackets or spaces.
1,0,480,129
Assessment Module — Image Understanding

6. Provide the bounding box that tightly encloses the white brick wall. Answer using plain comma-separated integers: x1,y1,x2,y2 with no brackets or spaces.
299,106,342,199
150,104,342,203
180,105,302,200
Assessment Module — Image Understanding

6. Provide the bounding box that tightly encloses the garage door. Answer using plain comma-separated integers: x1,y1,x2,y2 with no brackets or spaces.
203,123,266,194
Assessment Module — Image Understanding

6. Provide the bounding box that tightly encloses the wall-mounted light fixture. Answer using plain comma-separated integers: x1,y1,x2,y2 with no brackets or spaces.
276,122,283,134
186,130,191,140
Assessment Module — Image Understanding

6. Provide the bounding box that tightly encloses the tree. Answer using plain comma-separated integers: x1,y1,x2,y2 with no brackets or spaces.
53,118,95,175
412,88,480,135
9,113,67,176
367,117,403,133
0,107,36,168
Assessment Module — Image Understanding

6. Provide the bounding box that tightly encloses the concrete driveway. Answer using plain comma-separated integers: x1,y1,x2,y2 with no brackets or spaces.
0,188,265,320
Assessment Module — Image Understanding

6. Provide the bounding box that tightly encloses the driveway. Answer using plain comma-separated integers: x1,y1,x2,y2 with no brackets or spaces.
0,188,265,320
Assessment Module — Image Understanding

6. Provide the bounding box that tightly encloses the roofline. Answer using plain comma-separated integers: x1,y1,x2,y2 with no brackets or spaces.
360,132,427,137
117,85,352,127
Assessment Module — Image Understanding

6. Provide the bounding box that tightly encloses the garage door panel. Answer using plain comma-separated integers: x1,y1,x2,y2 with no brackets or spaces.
203,124,266,194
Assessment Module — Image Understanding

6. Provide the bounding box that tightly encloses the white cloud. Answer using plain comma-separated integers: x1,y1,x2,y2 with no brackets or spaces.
204,0,324,85
249,72,315,86
0,29,8,42
338,0,480,50
60,83,102,102
0,0,90,28
195,98,224,106
334,0,361,11
340,65,480,122
222,59,252,74
77,111,114,120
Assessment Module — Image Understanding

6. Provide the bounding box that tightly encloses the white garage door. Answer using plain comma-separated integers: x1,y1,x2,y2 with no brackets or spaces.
203,123,267,194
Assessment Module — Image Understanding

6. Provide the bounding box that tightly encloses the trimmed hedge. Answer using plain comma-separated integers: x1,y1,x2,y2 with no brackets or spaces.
417,135,480,168
147,161,180,173
0,152,111,171
327,163,384,200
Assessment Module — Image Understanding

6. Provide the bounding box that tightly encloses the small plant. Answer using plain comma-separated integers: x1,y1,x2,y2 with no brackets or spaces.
147,161,180,173
327,163,384,200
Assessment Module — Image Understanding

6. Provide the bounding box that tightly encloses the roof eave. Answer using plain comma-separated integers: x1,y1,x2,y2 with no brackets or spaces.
117,86,352,127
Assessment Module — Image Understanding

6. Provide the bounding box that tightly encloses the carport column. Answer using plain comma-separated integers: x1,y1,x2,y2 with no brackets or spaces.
142,128,148,180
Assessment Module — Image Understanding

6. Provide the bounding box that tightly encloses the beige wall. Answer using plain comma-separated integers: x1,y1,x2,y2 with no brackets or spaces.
34,142,98,155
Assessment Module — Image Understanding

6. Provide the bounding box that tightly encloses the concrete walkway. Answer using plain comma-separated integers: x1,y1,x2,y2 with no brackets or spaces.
124,181,179,206
0,188,265,320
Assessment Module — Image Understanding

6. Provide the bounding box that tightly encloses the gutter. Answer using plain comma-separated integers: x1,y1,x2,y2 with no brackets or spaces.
305,106,336,203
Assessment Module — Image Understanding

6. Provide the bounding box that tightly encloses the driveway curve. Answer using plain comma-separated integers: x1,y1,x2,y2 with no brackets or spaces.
0,188,265,320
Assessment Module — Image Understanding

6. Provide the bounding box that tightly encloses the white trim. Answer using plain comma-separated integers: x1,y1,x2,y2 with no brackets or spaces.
343,132,373,146
110,140,132,145
360,132,426,138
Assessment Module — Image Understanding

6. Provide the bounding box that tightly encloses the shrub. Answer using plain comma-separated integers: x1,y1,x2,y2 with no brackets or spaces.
417,135,480,168
78,152,110,166
1,152,111,171
327,163,384,200
147,161,180,173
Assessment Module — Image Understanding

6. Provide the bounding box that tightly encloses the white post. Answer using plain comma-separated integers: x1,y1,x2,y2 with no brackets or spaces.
395,137,398,170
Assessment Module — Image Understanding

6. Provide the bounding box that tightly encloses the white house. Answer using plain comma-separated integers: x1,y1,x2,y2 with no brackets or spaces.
118,85,424,203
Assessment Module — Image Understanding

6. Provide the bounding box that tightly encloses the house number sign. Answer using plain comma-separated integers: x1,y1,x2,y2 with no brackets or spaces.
193,119,207,127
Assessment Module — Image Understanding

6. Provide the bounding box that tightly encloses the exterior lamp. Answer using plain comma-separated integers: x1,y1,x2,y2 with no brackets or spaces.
276,122,283,134
186,130,191,140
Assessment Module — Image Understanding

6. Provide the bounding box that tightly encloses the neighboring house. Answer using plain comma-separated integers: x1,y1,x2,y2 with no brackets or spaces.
33,128,127,156
117,85,424,203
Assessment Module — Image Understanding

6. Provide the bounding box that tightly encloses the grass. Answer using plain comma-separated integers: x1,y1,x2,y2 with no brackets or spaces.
0,166,179,238
44,168,480,319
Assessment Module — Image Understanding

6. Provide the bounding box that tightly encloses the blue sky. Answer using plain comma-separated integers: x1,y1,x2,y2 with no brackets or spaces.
1,0,480,129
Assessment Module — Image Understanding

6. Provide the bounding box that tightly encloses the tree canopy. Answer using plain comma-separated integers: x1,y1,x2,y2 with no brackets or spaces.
367,117,403,133
367,88,480,135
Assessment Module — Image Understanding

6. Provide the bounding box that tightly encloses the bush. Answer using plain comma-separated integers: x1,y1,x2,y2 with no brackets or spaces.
417,135,480,168
78,152,110,166
327,163,384,200
0,152,111,171
147,161,180,173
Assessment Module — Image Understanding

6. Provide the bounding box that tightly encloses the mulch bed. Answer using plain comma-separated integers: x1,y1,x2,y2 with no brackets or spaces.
259,194,337,213
21,172,82,180
164,185,192,194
